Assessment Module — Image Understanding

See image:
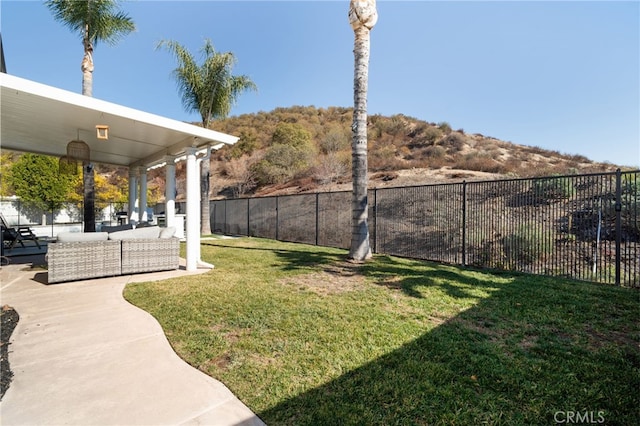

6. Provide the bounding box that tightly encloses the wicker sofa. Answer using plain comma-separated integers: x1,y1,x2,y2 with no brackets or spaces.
47,226,179,283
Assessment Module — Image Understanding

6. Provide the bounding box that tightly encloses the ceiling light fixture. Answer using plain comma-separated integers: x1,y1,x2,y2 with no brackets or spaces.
96,125,109,140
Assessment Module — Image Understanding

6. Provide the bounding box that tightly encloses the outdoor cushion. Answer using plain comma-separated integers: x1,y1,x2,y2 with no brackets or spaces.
159,226,176,238
101,223,133,233
57,232,109,242
108,226,160,240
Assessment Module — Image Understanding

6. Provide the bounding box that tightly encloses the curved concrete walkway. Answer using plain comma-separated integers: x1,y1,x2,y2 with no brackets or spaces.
0,258,264,425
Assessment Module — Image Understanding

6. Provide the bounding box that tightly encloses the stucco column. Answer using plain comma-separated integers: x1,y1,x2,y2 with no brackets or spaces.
138,166,148,223
164,155,176,229
128,169,138,225
185,147,200,271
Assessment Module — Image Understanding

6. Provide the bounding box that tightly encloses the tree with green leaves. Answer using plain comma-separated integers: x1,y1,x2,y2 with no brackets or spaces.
253,123,316,185
45,0,135,232
6,154,78,221
158,39,256,234
348,0,378,261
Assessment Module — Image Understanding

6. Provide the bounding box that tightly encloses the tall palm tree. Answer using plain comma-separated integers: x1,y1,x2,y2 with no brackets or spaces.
348,0,377,261
45,0,134,232
45,0,135,97
158,39,256,234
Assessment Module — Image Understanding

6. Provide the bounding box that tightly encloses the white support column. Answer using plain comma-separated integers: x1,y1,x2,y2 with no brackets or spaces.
164,155,176,229
128,169,138,225
139,166,148,223
185,147,200,271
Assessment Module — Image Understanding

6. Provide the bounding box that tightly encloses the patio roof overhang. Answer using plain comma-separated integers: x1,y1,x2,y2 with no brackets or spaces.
0,73,238,168
1,73,239,271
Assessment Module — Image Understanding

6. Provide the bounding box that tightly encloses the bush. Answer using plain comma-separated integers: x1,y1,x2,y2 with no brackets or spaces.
424,145,446,159
437,121,452,135
443,133,467,154
320,125,350,154
533,176,575,200
271,122,312,148
503,223,553,266
253,143,315,185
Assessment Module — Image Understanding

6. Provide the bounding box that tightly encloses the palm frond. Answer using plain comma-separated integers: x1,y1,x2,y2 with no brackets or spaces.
45,0,135,46
159,39,257,127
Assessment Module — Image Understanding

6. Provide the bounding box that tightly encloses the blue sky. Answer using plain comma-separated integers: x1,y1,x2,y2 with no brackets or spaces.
2,0,639,167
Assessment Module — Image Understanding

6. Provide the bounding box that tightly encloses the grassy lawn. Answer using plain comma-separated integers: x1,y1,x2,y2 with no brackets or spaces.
124,237,639,425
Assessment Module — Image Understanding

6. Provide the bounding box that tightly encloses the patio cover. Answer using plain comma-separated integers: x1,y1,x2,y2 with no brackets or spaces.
0,73,239,270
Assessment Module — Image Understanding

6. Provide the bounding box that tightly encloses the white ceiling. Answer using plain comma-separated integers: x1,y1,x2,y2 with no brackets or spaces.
1,73,238,168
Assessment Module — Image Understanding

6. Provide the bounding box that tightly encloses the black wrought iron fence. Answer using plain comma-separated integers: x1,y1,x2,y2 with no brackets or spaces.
212,169,639,287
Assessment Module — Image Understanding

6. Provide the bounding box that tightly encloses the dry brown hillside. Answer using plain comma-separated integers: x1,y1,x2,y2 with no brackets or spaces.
186,105,619,200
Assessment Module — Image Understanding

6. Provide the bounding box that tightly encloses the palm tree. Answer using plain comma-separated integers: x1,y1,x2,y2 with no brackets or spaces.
45,0,135,97
158,39,256,234
348,0,378,261
45,0,134,232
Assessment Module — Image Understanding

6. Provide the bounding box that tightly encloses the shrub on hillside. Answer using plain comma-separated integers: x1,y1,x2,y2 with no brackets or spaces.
437,121,452,135
503,223,553,266
424,145,447,159
252,123,316,184
271,122,312,147
443,133,467,154
454,153,506,174
225,130,259,159
533,176,576,200
320,125,350,154
313,152,350,185
253,144,314,184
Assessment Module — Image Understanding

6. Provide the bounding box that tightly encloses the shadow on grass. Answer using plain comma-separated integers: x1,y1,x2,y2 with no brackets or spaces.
201,240,347,272
360,254,508,300
254,254,640,425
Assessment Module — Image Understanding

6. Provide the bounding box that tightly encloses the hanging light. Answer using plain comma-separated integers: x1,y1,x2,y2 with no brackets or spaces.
67,139,90,165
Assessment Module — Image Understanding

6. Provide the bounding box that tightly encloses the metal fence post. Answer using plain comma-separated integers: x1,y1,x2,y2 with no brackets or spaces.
247,198,250,237
315,193,319,246
224,198,227,235
615,169,622,286
373,188,377,254
275,196,279,241
462,181,467,266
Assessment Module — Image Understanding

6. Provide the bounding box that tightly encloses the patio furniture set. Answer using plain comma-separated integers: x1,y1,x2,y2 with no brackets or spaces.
46,224,180,283
3,214,181,283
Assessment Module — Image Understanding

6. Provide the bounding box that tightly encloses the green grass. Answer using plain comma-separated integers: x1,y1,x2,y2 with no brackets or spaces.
124,237,640,425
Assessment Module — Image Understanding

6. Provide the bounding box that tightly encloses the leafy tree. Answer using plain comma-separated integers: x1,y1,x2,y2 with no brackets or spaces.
253,123,315,185
348,0,377,261
45,0,135,232
226,129,259,159
7,154,78,212
271,122,312,148
0,152,18,197
158,39,256,234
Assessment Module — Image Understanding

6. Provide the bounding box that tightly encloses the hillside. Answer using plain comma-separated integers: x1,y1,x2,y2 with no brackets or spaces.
189,105,618,199
4,106,615,202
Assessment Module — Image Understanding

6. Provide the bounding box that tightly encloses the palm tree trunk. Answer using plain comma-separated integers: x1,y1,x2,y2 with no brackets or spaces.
81,27,94,97
81,28,96,230
81,52,93,97
349,1,377,261
200,149,212,235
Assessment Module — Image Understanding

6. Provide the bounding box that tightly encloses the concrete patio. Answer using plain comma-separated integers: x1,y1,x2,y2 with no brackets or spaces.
0,254,264,425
